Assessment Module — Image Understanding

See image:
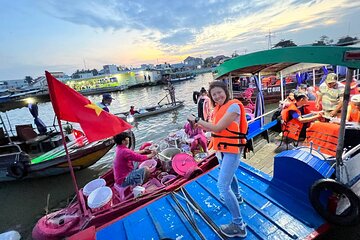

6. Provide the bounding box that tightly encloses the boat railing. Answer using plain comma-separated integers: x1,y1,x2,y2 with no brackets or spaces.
0,143,22,155
247,108,278,124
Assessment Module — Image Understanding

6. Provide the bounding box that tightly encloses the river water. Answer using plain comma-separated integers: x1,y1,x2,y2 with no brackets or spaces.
0,73,216,239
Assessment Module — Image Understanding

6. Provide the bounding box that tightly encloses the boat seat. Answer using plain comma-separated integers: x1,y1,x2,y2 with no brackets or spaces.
16,124,35,140
113,184,133,202
245,119,277,156
15,125,49,153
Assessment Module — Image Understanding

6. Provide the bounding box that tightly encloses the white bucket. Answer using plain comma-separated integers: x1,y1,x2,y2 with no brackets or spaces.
133,186,145,198
87,186,113,212
83,178,106,197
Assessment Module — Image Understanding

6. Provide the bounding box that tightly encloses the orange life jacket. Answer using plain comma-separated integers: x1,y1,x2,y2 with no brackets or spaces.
281,103,301,123
350,82,359,95
348,103,360,123
306,122,339,157
281,103,303,141
209,99,248,154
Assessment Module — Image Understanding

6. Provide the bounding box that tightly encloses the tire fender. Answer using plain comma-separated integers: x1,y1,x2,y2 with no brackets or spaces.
309,178,360,226
7,162,27,179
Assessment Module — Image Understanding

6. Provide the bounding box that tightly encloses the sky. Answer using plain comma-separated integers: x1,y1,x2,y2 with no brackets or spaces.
1,0,360,80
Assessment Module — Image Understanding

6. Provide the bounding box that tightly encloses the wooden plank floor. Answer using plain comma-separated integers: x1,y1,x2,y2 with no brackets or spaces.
244,142,277,176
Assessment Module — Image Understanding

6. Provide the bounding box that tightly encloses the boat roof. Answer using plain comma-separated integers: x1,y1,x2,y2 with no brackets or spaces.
214,46,360,79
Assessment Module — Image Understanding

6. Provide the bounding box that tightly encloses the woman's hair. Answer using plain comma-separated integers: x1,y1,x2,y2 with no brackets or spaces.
200,87,207,94
114,132,130,145
208,81,230,107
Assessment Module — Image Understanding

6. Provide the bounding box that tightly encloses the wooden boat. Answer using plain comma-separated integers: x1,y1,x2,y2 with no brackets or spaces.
0,131,114,182
114,101,184,120
161,70,195,83
32,131,218,240
0,107,115,182
37,46,360,239
0,89,50,112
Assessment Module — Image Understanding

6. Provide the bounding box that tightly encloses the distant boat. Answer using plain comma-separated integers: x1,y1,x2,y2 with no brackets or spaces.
115,101,185,120
170,73,195,82
0,88,48,103
161,70,195,83
78,85,128,96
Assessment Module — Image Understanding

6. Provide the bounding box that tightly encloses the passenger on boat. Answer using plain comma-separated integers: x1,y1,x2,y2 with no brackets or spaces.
197,87,212,121
316,73,344,118
98,93,114,112
306,86,317,101
347,94,360,123
279,90,296,109
165,81,176,105
184,121,208,154
299,84,316,101
187,81,248,238
281,91,323,138
113,132,157,188
129,106,140,115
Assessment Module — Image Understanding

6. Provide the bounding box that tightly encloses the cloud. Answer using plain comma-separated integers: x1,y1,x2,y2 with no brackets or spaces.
160,29,196,45
2,0,360,79
39,0,278,46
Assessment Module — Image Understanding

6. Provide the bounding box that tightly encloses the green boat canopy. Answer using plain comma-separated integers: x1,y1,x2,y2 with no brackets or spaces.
214,46,360,79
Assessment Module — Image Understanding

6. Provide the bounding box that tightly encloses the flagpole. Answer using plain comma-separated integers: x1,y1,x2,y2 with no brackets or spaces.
45,70,132,216
57,119,85,214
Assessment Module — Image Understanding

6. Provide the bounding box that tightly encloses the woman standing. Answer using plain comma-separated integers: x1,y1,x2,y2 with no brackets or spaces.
197,87,212,121
188,81,248,238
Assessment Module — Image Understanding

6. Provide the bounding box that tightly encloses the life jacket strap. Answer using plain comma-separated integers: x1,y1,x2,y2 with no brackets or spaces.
212,133,247,139
217,142,247,149
224,127,248,136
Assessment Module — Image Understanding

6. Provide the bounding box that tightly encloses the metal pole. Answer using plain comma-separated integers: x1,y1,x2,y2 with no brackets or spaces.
280,71,284,101
57,119,85,214
312,69,316,87
228,73,233,99
335,68,354,178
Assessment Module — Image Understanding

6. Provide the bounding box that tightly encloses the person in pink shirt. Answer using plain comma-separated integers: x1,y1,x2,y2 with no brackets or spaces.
113,132,156,187
197,87,212,121
184,121,208,153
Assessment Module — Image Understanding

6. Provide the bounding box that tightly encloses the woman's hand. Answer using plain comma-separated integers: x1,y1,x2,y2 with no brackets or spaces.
330,110,337,117
187,114,196,122
148,150,157,159
139,149,150,154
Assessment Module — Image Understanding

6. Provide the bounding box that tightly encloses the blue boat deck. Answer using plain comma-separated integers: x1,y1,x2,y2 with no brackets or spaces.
97,150,331,240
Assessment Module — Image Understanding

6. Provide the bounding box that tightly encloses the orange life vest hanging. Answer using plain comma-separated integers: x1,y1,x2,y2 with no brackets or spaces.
306,122,339,157
281,103,303,141
348,103,360,123
210,99,248,154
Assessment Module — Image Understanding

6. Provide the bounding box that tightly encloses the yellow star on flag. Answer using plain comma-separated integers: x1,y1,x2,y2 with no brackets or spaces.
85,103,103,116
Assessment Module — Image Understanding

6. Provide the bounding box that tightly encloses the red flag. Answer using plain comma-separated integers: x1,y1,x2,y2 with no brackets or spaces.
45,71,132,142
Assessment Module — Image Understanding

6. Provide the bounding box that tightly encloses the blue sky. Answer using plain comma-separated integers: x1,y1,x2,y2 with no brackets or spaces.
1,0,360,80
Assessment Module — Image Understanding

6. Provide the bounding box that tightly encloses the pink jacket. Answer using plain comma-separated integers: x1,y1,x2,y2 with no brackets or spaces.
113,145,148,185
184,122,208,152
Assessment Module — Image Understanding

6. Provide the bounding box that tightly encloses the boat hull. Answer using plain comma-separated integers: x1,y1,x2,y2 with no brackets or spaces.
0,138,114,182
32,154,218,240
